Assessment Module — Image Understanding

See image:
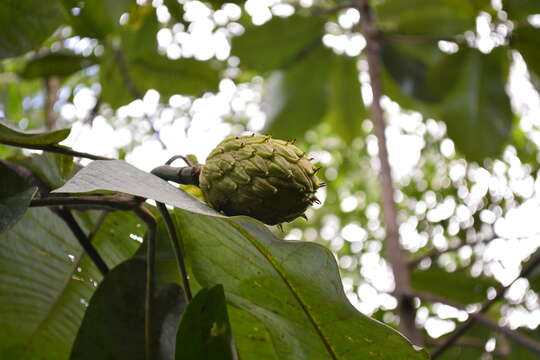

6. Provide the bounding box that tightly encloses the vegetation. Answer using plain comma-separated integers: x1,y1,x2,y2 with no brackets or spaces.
1,0,540,359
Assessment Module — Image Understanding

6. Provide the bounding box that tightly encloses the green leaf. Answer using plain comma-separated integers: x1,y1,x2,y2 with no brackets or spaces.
20,51,97,79
53,160,220,217
412,266,497,305
60,0,136,39
380,39,445,103
325,54,366,143
232,14,326,73
70,258,186,360
2,83,24,121
439,47,513,162
263,45,333,140
504,0,540,23
0,0,67,59
0,209,142,359
176,212,429,360
15,153,75,189
100,53,221,108
374,0,488,37
227,307,278,360
0,120,70,148
511,25,540,80
0,162,36,234
164,0,185,24
176,285,237,360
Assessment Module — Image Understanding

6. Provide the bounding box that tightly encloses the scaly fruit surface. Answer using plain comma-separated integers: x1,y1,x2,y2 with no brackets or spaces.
199,135,324,225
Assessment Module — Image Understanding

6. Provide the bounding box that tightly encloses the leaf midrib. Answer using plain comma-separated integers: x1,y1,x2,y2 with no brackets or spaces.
226,220,339,360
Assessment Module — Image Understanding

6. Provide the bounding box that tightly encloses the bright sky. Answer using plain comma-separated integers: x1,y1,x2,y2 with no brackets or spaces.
55,0,540,339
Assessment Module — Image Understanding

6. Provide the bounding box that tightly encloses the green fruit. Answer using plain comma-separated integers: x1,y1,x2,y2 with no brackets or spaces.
199,134,324,225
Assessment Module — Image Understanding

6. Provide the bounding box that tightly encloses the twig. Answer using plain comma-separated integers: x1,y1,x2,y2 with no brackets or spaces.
415,291,540,356
0,141,112,160
31,193,144,211
54,208,109,276
431,250,540,358
134,206,157,360
355,0,421,345
156,202,192,301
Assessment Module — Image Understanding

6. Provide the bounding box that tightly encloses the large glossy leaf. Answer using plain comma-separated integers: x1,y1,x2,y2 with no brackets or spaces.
0,208,142,359
504,0,540,23
176,285,237,360
175,212,429,360
374,0,488,37
0,120,70,148
227,307,279,360
53,160,219,217
412,267,497,305
20,51,97,79
325,54,366,143
511,25,540,80
60,0,135,39
263,46,332,140
0,162,36,234
232,14,326,73
70,258,186,360
0,0,67,59
439,47,513,162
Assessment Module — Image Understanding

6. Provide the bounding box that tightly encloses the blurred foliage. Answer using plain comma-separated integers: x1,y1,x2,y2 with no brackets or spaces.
1,0,540,359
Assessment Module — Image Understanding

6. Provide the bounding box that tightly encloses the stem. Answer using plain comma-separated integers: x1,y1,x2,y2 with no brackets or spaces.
431,250,540,358
415,291,540,356
355,0,421,345
31,193,144,211
1,142,112,160
134,206,157,360
156,202,192,301
54,208,109,276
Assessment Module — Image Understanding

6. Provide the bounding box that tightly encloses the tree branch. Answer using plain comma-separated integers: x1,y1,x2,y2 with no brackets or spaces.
54,208,109,276
431,249,540,358
355,0,421,345
44,76,60,130
31,193,144,211
1,141,112,160
415,291,540,356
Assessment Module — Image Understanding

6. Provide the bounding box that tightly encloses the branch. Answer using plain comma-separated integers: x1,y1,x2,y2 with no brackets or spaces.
134,206,157,360
431,250,540,358
355,0,421,345
415,291,540,356
31,193,144,211
157,202,192,301
1,141,112,160
54,208,109,276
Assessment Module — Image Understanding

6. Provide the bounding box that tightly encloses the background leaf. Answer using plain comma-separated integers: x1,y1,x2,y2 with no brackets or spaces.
176,285,237,360
0,209,142,359
20,51,97,79
0,120,70,147
70,258,186,360
439,47,513,161
60,0,135,39
325,54,366,143
0,0,67,59
232,14,325,73
263,46,332,140
412,267,497,305
0,162,36,234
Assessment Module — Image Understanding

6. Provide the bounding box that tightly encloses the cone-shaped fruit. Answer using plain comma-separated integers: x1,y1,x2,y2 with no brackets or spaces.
199,134,324,225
